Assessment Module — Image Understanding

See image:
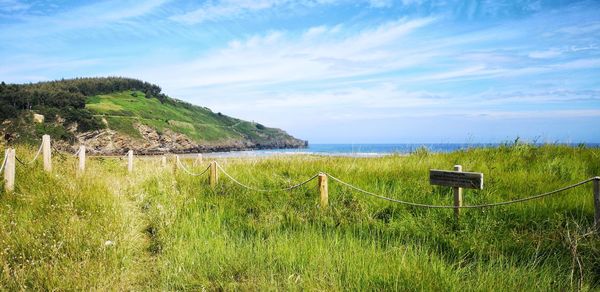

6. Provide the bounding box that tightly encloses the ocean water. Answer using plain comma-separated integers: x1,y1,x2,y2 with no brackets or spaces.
200,143,600,158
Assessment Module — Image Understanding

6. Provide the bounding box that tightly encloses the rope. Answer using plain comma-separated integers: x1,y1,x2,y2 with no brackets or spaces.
86,153,129,160
216,162,320,192
16,141,43,165
15,156,27,166
177,158,211,176
0,151,7,174
51,144,68,159
73,147,81,156
87,155,114,159
326,173,598,209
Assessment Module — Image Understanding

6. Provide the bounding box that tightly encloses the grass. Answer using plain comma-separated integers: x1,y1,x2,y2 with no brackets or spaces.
86,91,294,144
1,144,599,290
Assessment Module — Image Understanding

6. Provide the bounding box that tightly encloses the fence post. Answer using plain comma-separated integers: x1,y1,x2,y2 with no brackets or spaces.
4,149,15,192
174,155,180,173
209,161,218,188
453,165,463,220
42,134,51,172
194,154,203,166
78,146,86,173
127,150,133,173
161,155,167,168
594,177,600,231
318,173,328,208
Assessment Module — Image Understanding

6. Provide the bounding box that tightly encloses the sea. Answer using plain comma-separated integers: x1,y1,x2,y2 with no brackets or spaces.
200,143,600,158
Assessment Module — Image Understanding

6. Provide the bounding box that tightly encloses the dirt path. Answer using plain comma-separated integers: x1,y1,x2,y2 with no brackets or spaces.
106,169,160,289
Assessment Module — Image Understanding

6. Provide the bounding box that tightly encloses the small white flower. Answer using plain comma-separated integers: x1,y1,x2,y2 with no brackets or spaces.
104,240,115,246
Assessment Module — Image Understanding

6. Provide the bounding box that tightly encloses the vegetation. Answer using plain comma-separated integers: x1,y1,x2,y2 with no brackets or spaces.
0,78,304,148
87,90,238,142
0,77,165,132
0,144,599,290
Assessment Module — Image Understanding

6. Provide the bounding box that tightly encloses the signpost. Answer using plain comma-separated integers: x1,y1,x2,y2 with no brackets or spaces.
430,165,483,220
429,168,483,190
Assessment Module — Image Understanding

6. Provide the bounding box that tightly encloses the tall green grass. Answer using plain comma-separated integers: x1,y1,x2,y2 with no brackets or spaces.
1,144,599,290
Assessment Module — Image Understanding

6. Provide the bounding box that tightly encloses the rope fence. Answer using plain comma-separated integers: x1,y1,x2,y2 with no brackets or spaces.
326,173,599,209
2,134,600,229
177,157,211,176
216,162,320,192
20,142,43,165
11,140,43,166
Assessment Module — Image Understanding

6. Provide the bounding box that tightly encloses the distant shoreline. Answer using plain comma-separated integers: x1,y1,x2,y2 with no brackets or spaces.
87,142,600,159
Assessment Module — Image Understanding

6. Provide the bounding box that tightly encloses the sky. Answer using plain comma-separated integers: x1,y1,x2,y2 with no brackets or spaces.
0,0,599,143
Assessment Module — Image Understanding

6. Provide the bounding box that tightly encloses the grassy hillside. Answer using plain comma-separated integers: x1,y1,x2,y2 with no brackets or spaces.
86,90,292,144
1,144,599,290
0,78,305,151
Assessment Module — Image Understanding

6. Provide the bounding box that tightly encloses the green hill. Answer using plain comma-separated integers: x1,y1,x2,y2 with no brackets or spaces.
0,77,306,154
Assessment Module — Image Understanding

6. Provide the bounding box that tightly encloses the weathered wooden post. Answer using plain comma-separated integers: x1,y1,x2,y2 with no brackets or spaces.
453,165,463,219
161,155,167,168
42,134,51,172
430,166,483,221
127,150,134,173
594,177,600,231
194,154,203,166
209,161,218,188
4,149,15,192
318,173,328,208
78,146,86,173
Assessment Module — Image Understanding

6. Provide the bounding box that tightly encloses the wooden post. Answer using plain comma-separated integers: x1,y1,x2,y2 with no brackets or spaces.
194,153,203,166
318,173,328,208
209,161,218,188
161,155,167,168
42,134,51,172
174,155,180,173
4,149,15,192
453,165,463,220
78,146,86,173
594,177,600,231
127,150,134,173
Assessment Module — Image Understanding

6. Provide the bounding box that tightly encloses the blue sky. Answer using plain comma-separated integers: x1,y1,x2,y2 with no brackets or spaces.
1,0,599,143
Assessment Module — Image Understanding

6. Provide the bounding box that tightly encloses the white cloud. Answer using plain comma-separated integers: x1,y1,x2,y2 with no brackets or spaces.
170,0,404,25
528,48,563,59
303,25,329,38
126,17,437,89
410,65,490,82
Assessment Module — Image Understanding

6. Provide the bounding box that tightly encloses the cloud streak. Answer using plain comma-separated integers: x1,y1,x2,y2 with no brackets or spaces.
0,0,171,40
170,0,285,24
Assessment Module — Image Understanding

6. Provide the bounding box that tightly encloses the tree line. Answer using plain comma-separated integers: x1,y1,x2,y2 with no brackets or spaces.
0,77,170,132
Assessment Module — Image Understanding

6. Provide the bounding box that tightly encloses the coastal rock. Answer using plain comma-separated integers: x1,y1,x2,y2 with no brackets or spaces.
59,122,306,155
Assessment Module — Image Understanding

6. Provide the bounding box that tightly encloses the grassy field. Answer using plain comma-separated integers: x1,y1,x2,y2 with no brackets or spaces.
1,144,599,290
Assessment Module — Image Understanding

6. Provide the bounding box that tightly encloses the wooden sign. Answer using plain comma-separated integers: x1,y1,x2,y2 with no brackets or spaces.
429,169,483,190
